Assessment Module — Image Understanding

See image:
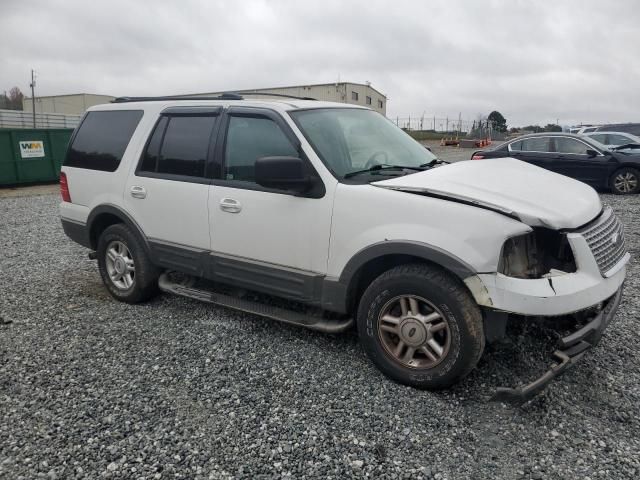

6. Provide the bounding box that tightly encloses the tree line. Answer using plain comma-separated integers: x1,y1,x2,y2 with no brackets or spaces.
0,87,25,110
488,110,562,134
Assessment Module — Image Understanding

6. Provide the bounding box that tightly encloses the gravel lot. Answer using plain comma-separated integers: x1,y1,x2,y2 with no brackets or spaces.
1,191,639,479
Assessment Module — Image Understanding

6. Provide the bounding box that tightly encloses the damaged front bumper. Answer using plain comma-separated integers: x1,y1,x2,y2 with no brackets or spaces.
491,286,623,403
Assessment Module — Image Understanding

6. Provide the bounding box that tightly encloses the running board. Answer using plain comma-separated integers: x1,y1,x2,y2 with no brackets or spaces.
158,272,353,334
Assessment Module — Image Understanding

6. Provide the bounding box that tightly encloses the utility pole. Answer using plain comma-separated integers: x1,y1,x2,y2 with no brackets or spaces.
30,69,36,128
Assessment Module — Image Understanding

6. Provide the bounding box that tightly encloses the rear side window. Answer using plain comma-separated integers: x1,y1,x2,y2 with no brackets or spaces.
65,110,143,171
139,115,217,179
224,116,298,183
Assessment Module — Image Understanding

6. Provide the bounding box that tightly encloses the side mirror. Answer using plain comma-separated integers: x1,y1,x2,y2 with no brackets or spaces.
586,149,599,157
255,156,311,193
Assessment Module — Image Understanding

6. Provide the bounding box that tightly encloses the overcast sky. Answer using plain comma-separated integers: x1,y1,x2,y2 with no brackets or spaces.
1,0,638,127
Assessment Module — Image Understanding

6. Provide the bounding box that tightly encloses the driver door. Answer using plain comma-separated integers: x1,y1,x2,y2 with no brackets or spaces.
550,136,611,187
207,107,334,300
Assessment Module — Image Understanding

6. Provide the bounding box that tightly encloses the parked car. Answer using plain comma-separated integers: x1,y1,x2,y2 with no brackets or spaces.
568,125,600,134
596,123,640,137
60,96,628,401
584,131,640,148
472,132,640,194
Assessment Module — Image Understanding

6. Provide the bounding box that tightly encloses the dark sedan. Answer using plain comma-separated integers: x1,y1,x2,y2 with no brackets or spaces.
471,133,640,195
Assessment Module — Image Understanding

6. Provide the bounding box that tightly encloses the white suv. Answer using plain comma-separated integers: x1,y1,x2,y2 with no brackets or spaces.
60,95,629,401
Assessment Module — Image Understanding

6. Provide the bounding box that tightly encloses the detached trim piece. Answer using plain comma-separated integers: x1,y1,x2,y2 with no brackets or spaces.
492,286,623,403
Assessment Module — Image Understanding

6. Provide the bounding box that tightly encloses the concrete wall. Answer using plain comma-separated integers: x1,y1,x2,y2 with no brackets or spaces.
22,94,115,115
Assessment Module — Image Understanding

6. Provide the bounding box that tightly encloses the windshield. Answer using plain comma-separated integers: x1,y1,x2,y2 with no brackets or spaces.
290,108,438,179
582,136,609,151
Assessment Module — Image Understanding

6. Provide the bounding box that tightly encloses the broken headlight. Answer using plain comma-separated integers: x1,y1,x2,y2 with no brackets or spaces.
498,229,576,279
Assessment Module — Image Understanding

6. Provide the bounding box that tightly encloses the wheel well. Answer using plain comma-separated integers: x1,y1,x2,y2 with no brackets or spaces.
89,213,123,249
346,254,467,314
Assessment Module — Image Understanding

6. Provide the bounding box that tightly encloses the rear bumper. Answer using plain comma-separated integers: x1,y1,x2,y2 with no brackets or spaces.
492,285,623,403
61,217,91,249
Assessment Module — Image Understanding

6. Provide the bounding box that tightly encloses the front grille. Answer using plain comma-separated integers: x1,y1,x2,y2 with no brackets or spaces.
579,208,627,276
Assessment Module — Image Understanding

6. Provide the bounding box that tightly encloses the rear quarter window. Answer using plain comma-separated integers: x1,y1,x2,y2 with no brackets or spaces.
64,110,143,172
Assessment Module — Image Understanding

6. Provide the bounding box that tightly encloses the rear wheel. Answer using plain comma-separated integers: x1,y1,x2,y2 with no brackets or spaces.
356,264,484,389
610,167,640,195
97,224,160,303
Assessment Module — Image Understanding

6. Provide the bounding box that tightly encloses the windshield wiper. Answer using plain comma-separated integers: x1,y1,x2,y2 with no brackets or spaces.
419,158,449,167
343,164,425,178
612,143,640,151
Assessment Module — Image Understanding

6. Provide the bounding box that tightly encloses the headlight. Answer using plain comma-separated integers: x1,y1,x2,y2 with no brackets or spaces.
498,229,576,278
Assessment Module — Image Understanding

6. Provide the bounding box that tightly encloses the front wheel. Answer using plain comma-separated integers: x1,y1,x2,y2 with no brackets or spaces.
357,264,484,389
610,167,640,195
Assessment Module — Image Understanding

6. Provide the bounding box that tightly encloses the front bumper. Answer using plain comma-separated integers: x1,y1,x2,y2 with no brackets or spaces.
491,285,623,403
470,231,629,316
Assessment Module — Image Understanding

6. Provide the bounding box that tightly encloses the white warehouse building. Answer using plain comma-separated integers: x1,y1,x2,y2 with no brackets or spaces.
22,82,387,116
186,82,387,115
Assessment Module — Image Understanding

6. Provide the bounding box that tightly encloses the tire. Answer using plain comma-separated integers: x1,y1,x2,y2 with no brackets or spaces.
610,167,640,195
97,224,160,303
356,263,484,389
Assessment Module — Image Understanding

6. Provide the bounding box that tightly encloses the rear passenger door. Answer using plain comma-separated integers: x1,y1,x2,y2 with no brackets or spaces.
508,137,555,170
123,107,220,271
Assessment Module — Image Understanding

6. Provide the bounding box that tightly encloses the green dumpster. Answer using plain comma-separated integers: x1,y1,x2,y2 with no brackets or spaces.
0,128,74,186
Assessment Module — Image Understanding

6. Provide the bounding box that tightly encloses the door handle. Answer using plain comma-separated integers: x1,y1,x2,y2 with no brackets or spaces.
130,186,146,199
220,198,242,213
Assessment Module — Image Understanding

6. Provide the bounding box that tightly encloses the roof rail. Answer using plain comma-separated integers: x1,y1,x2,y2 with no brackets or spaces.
112,93,243,103
112,92,317,103
239,92,317,101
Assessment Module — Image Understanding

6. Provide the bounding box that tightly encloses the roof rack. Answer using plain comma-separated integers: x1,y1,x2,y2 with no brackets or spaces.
112,92,316,103
240,92,317,101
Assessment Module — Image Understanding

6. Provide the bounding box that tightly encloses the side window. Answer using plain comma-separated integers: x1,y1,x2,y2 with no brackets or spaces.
139,115,217,178
609,134,630,145
509,140,522,151
554,138,590,155
224,116,298,183
520,137,550,152
65,110,143,171
139,116,168,172
589,133,607,145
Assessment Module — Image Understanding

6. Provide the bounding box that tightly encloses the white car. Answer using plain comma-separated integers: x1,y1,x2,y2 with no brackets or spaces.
60,95,629,401
584,131,640,148
569,125,601,135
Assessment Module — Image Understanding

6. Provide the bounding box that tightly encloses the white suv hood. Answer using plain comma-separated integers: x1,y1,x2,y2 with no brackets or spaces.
372,158,602,229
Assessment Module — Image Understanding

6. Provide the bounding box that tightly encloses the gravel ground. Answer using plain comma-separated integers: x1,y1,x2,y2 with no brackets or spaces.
419,140,480,163
1,192,639,480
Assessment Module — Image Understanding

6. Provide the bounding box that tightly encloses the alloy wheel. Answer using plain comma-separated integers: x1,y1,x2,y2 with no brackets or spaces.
105,240,136,290
377,294,451,369
614,172,638,193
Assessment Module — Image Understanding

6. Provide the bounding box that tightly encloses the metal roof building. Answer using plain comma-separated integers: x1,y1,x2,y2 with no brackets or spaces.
22,82,387,116
184,82,387,115
22,93,116,115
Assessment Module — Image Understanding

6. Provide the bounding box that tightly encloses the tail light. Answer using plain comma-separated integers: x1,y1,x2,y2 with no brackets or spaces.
60,172,71,202
471,154,485,160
